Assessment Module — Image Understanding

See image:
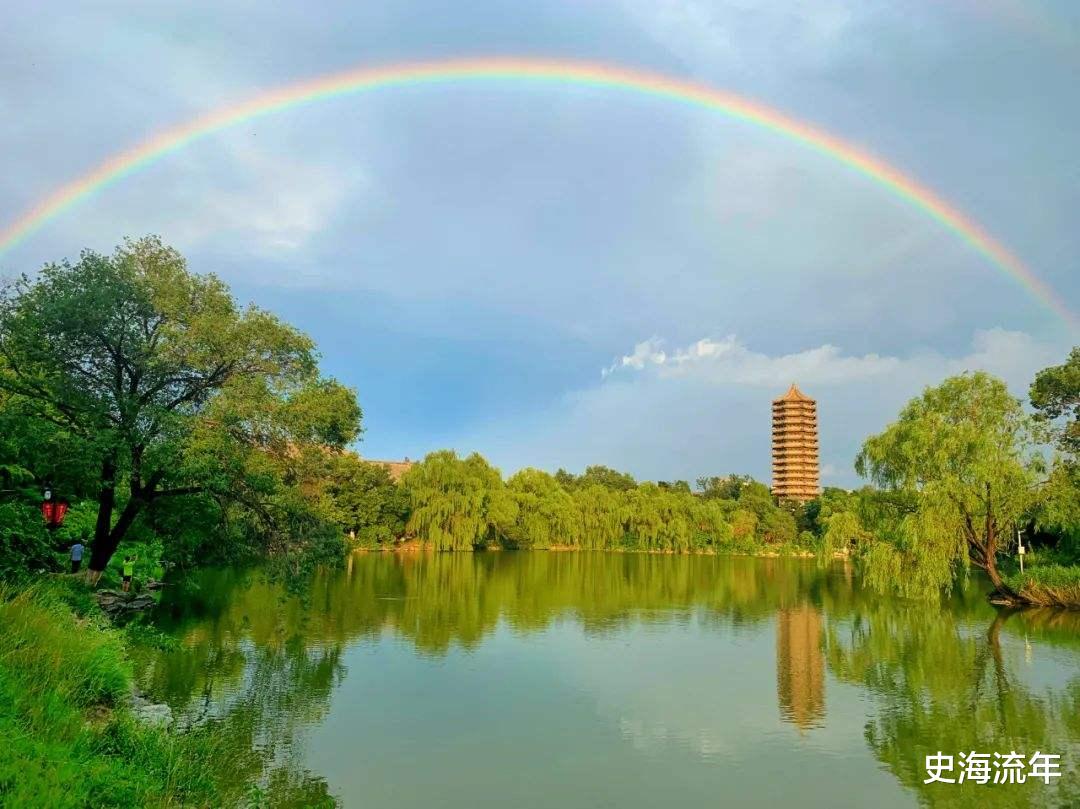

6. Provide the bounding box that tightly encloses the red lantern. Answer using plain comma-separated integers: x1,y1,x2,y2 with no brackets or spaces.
41,499,69,529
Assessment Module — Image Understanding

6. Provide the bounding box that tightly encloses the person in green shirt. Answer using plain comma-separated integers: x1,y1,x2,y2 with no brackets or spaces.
121,554,137,592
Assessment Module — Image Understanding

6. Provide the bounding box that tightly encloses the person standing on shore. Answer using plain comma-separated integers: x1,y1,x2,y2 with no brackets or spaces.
69,541,84,574
121,554,137,592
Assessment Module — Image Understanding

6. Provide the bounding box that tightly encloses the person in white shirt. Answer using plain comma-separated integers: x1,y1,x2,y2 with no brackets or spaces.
70,542,84,574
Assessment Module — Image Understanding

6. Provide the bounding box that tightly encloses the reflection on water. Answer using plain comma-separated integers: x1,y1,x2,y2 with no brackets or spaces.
776,603,825,731
139,552,1080,808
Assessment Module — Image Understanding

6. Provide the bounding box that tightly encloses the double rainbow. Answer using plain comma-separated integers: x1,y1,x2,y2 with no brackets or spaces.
1,57,1073,328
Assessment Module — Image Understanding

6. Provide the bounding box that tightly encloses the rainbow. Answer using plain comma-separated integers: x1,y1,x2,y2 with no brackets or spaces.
1,56,1074,328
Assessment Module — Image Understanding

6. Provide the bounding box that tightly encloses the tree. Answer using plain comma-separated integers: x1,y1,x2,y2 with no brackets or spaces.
402,451,516,550
696,474,753,500
657,480,691,493
553,468,578,490
322,456,410,546
0,238,361,576
571,485,624,549
504,468,577,548
854,372,1040,598
1030,346,1079,456
1029,348,1080,559
577,465,637,492
731,509,758,542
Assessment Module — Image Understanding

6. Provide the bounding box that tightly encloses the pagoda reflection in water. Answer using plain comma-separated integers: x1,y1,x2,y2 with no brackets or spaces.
775,603,826,731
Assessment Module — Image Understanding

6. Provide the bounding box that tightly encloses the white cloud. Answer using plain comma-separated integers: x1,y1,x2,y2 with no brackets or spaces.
602,337,668,376
603,334,901,384
604,329,1059,390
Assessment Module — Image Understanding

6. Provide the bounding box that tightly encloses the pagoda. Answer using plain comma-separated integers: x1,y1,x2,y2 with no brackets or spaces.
771,384,820,502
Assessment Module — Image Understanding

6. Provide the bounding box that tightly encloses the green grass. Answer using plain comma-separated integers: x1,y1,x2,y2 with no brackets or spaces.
0,579,248,807
1005,564,1080,609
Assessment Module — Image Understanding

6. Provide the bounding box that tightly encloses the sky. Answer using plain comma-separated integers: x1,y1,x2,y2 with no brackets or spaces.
1,0,1078,486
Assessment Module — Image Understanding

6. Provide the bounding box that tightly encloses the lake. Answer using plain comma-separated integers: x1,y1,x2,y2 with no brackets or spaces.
138,552,1080,807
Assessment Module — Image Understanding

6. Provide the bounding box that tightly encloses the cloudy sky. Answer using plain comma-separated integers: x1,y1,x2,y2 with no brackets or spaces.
2,1,1077,486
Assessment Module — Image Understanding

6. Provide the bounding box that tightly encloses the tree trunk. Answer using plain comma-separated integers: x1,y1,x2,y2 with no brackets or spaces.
975,481,1024,604
984,552,1007,592
87,497,149,577
87,455,117,578
85,469,197,578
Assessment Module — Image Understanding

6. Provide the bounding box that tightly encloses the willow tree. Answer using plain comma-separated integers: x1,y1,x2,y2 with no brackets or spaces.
402,450,515,550
689,497,732,549
854,372,1040,599
0,237,361,576
571,484,625,549
504,468,577,548
621,484,696,551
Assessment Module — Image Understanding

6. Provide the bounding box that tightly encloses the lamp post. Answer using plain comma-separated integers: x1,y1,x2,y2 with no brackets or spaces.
41,486,69,531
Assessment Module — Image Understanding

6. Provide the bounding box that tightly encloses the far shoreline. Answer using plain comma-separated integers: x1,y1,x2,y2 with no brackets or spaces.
352,542,851,560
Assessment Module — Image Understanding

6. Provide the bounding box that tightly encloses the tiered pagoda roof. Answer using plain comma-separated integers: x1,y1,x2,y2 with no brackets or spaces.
771,384,820,503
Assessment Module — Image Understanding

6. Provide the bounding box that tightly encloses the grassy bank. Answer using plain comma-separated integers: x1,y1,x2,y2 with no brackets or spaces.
1005,564,1080,609
0,579,252,807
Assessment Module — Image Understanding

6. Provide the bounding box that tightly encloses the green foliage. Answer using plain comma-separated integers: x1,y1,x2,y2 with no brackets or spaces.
402,454,799,555
1025,348,1080,558
503,468,577,548
799,487,858,537
264,521,349,593
1004,564,1080,608
854,372,1041,598
657,479,692,493
1031,462,1080,561
321,456,410,547
571,485,625,549
0,580,294,807
622,484,694,551
696,474,753,500
403,451,516,550
0,237,362,574
0,583,130,711
1029,345,1079,456
567,465,638,491
0,501,54,580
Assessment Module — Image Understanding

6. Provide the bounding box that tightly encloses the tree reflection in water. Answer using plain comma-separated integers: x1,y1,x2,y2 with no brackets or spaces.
139,553,1079,806
825,589,1079,807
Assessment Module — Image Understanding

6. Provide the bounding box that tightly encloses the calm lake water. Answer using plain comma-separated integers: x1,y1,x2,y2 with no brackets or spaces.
139,552,1080,808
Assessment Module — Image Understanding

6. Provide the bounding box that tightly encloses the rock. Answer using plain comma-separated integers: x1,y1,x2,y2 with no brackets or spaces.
130,688,174,730
96,590,156,618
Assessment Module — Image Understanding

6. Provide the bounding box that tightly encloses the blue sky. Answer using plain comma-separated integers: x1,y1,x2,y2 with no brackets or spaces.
2,1,1077,485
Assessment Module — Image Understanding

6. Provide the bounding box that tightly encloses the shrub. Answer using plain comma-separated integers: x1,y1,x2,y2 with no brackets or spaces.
0,501,55,581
